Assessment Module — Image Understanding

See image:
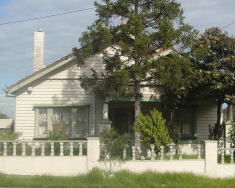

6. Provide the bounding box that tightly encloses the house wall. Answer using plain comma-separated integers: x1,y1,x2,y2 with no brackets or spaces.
13,50,217,141
15,56,105,140
197,102,217,141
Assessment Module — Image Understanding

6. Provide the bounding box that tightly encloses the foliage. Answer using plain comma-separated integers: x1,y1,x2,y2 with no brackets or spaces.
155,53,196,145
133,109,172,154
0,111,9,119
46,130,68,156
229,122,235,148
99,127,131,173
99,127,131,160
157,53,196,111
0,126,22,140
73,0,198,146
166,121,180,146
10,119,14,132
208,124,215,140
0,127,22,156
191,27,235,140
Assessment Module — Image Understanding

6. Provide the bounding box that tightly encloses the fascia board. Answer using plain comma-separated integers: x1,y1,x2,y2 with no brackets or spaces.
5,56,75,95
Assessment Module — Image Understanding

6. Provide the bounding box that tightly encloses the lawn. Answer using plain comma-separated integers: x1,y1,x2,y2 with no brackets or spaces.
0,168,234,188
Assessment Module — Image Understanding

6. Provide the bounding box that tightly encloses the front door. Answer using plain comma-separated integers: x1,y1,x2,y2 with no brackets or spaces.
108,108,134,135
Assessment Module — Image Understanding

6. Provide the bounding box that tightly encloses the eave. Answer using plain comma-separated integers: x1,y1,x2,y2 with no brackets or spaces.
3,54,75,95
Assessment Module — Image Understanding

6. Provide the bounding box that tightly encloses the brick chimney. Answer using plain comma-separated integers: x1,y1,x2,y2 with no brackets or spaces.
33,27,45,72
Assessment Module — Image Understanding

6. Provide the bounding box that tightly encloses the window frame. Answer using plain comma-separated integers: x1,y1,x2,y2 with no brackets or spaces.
164,105,198,140
36,108,48,138
34,104,89,138
178,106,198,139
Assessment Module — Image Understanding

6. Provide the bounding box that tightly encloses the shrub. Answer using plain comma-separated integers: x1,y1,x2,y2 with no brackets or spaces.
133,108,172,154
99,127,131,173
99,127,131,160
229,122,235,148
0,126,22,140
0,127,22,156
45,130,68,156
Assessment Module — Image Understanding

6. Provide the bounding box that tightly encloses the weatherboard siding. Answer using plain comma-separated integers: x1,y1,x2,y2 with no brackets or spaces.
13,52,218,142
15,56,104,140
197,102,217,141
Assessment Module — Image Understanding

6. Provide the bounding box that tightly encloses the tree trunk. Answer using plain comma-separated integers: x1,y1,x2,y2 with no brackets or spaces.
134,80,141,148
214,100,223,140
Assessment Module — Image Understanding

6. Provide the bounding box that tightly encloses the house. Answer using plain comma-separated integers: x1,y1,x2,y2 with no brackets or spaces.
0,119,13,130
3,28,219,144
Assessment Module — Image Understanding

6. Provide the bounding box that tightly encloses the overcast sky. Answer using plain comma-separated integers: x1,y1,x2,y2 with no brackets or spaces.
0,0,235,118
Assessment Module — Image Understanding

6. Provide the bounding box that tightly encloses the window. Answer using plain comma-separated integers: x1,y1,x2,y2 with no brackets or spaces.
179,107,197,137
35,106,89,138
76,108,86,137
38,108,48,137
53,108,71,136
165,106,197,139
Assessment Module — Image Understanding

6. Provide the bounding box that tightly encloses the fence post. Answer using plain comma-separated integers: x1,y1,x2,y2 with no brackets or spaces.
87,137,100,171
204,140,218,177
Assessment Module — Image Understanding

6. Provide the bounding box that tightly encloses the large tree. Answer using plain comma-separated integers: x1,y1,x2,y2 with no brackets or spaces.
73,0,198,146
155,53,196,145
191,27,235,140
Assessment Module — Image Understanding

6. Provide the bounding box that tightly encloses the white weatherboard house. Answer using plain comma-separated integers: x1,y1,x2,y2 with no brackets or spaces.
3,29,220,145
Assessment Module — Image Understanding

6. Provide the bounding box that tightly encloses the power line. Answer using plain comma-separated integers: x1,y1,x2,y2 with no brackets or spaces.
221,21,235,30
0,7,95,26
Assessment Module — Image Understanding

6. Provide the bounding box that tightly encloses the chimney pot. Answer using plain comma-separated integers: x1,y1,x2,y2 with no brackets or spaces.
121,18,124,26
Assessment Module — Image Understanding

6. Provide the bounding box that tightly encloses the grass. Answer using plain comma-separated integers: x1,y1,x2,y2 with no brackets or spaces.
0,168,235,188
218,154,234,163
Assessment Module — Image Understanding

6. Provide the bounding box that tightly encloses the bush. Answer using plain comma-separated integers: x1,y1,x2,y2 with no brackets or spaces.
229,122,235,148
99,127,131,173
45,130,68,156
133,109,172,154
0,126,22,140
99,127,131,160
0,127,22,156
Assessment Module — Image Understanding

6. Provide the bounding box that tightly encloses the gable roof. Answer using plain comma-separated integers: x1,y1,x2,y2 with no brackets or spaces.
3,46,179,96
3,53,74,95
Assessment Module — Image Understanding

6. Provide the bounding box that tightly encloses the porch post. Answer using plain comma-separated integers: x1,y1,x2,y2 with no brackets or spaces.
103,100,109,120
227,103,233,122
99,100,112,133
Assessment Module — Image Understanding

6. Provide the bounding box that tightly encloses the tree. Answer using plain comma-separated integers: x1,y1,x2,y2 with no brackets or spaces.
191,27,235,140
155,53,196,145
73,0,198,146
133,108,172,154
0,111,9,119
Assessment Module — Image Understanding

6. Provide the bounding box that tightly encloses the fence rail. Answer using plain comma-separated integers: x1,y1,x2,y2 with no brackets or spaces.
101,143,203,161
217,148,235,164
0,140,87,156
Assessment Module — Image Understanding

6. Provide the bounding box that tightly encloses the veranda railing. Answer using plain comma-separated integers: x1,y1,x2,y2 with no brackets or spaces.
0,140,87,156
217,148,235,164
100,144,203,161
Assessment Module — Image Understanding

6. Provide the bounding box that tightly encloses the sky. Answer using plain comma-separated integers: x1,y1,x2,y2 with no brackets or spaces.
0,0,235,118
